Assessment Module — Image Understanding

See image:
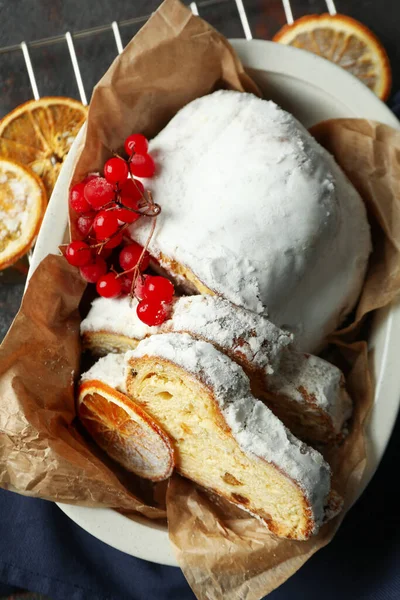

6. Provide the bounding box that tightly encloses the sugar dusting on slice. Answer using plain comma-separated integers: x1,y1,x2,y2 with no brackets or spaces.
266,351,353,433
81,294,292,373
127,332,331,531
81,353,127,393
164,295,292,372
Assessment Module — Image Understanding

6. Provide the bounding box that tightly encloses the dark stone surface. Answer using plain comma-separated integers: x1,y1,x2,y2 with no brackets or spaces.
0,2,400,599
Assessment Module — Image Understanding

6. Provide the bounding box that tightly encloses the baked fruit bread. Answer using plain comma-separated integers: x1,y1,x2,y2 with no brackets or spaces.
81,294,351,445
132,90,371,351
79,354,174,481
261,351,352,445
125,332,332,540
81,294,292,373
81,295,157,356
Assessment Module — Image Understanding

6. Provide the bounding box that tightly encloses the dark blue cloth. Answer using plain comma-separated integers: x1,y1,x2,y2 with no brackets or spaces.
1,101,400,600
0,410,399,600
391,91,400,117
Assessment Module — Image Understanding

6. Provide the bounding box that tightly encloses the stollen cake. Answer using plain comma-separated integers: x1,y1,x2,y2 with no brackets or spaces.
81,295,351,444
125,333,332,540
261,351,353,445
80,294,292,373
131,90,372,351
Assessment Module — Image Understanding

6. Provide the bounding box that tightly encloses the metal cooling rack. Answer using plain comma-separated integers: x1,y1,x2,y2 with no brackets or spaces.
0,0,338,107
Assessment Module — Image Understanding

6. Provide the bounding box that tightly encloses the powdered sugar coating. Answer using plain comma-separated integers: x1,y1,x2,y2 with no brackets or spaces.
81,294,292,373
266,351,353,434
80,296,159,340
81,353,127,393
132,90,371,351
166,295,292,372
127,332,331,530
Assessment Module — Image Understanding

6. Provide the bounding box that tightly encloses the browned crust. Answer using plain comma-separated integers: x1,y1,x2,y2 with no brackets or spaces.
78,379,175,481
156,251,216,297
260,387,340,445
126,355,317,540
81,331,139,355
82,327,262,379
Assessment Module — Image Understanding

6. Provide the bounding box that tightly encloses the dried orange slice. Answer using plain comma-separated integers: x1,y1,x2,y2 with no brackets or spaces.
0,97,87,198
273,14,391,100
78,380,175,481
0,158,46,270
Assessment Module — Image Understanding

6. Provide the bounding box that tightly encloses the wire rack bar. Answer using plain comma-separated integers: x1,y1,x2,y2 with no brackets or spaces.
0,0,229,55
234,0,252,40
111,21,124,54
65,32,88,105
20,42,40,100
325,0,337,15
281,0,294,25
3,0,332,107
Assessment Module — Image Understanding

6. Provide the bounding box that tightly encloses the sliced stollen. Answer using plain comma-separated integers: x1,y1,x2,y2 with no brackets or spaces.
125,332,333,540
80,296,159,355
261,351,353,445
81,294,351,444
80,294,292,374
78,354,174,481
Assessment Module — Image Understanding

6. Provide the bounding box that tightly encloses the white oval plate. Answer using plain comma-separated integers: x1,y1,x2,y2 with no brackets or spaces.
28,40,400,567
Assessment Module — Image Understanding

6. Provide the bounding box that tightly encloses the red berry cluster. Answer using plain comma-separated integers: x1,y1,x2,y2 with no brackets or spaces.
65,133,173,326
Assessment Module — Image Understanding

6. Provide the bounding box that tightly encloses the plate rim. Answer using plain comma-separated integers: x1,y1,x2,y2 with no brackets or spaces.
28,39,400,567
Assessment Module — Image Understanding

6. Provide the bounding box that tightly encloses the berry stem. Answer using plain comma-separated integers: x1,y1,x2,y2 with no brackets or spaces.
126,161,161,217
115,215,158,302
90,222,129,254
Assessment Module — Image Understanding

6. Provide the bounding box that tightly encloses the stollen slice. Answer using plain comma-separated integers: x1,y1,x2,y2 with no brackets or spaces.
261,351,353,445
80,294,292,374
125,333,333,540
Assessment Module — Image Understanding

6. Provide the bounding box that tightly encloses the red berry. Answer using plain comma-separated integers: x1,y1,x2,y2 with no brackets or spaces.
119,242,150,272
120,178,144,204
115,207,140,224
104,232,123,249
76,212,95,237
97,246,112,259
84,177,115,210
93,210,120,240
124,134,149,156
143,275,174,303
83,174,98,184
70,182,91,213
104,157,129,185
65,241,92,267
129,153,155,178
120,273,134,295
96,273,122,298
137,300,169,326
79,257,107,283
121,273,149,297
